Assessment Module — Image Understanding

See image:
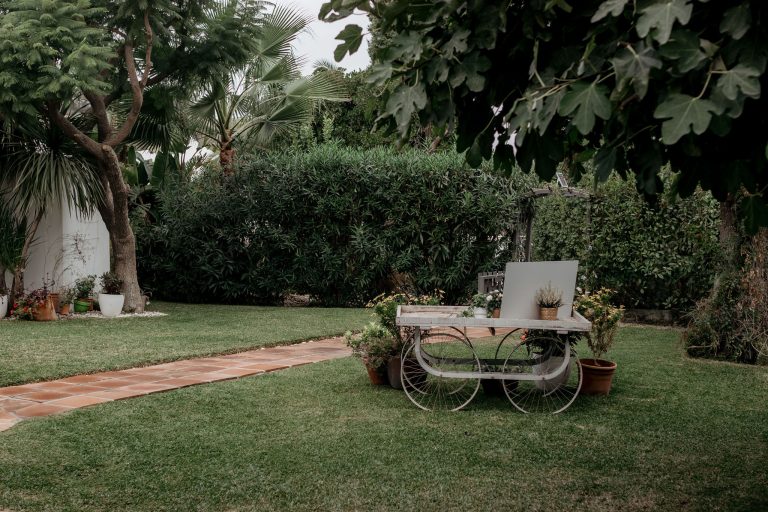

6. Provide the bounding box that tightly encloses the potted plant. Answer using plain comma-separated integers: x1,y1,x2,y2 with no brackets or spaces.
98,271,124,317
345,322,398,385
11,287,57,321
469,292,489,318
487,289,503,317
535,282,563,320
575,288,624,395
368,290,443,389
73,275,96,313
59,286,77,316
0,280,8,319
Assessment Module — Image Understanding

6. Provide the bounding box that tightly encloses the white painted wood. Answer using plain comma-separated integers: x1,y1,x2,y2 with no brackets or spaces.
396,305,591,331
500,260,579,320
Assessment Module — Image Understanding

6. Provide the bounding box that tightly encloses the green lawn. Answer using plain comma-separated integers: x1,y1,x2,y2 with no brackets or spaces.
0,326,766,511
0,302,371,386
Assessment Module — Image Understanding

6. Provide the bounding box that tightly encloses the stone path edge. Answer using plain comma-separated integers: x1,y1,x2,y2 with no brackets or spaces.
0,336,351,433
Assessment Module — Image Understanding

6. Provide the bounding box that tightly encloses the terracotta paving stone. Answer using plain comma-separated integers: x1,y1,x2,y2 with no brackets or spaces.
14,403,73,418
59,374,113,384
51,395,113,408
17,390,75,402
89,378,147,389
0,385,39,397
0,337,351,432
89,389,146,401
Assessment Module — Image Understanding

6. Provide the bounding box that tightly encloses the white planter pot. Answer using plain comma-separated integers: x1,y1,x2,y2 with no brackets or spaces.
533,353,572,392
98,293,125,318
0,295,8,319
473,307,488,318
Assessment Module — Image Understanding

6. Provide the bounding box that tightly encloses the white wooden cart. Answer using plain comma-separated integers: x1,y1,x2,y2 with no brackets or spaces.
394,261,592,413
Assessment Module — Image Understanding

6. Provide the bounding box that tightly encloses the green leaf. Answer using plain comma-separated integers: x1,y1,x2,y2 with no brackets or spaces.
366,63,392,85
653,93,717,144
590,0,628,22
720,3,751,41
384,82,428,134
333,24,364,61
558,81,611,135
611,42,661,99
741,196,768,235
636,0,693,45
594,146,617,182
659,29,706,73
715,64,761,101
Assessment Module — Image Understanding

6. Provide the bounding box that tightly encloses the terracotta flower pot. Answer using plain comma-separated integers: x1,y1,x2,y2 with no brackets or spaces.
59,303,71,316
33,297,57,321
366,365,389,385
492,308,500,318
49,293,60,313
579,358,617,395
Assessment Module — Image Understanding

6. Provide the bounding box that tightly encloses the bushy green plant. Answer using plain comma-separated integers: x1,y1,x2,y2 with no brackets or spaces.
137,144,535,305
368,291,442,344
575,289,625,361
345,322,397,370
60,286,77,305
73,275,96,299
100,272,123,295
533,172,720,312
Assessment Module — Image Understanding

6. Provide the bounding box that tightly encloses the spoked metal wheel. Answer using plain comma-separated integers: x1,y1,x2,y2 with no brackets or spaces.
401,330,481,411
502,336,582,414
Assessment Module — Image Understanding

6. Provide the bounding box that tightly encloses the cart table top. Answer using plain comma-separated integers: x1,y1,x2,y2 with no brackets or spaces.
396,305,591,332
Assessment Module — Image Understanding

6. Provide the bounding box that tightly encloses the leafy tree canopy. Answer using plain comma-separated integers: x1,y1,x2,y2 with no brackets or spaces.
323,0,768,231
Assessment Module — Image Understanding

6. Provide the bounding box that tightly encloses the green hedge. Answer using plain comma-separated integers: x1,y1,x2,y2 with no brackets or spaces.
137,144,532,305
533,175,720,311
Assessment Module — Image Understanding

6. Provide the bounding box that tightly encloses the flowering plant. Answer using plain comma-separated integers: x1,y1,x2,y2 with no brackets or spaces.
345,322,399,369
575,288,624,361
466,290,503,317
11,288,50,320
367,290,443,345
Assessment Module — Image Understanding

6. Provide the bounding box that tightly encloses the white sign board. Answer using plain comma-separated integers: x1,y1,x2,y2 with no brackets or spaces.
499,261,579,320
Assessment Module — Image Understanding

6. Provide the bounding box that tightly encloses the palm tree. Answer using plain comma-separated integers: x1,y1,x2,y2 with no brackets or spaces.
0,111,102,296
187,5,348,174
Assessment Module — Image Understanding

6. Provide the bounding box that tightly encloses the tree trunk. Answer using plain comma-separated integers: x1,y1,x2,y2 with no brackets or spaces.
99,146,144,312
11,209,44,298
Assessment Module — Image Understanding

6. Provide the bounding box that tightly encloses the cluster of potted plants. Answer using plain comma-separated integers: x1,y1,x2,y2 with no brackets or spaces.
6,272,125,320
347,290,443,388
464,289,503,318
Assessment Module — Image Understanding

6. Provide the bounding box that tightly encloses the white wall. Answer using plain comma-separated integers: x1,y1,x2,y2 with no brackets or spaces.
23,201,110,293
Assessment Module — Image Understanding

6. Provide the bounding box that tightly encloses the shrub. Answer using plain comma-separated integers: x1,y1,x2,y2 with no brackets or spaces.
100,272,123,295
345,322,397,369
533,173,720,312
73,275,96,299
575,288,624,361
138,144,534,305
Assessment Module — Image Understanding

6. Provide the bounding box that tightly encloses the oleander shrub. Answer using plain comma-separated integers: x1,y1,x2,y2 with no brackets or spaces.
533,174,720,312
137,144,533,305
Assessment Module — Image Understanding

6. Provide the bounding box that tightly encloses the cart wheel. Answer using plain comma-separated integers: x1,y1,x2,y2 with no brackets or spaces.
401,330,481,411
502,336,582,414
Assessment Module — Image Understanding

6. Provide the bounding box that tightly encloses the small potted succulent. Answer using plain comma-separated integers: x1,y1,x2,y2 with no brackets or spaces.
535,282,563,320
98,271,124,317
73,275,96,313
575,288,624,395
345,322,398,385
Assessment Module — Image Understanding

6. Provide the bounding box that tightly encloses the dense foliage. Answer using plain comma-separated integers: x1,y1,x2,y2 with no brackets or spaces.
137,145,530,305
323,0,768,230
534,174,720,311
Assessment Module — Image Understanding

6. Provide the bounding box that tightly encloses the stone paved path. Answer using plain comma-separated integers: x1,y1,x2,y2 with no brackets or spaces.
0,337,349,432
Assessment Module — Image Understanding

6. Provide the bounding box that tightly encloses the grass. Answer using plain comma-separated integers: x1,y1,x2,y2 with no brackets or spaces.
0,302,371,386
0,326,766,511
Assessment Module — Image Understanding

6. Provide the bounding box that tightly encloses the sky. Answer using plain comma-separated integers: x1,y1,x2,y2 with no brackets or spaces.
289,1,371,75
